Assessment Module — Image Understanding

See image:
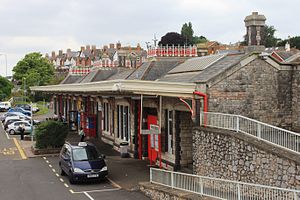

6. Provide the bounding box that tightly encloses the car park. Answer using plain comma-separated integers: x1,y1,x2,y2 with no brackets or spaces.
59,142,108,184
0,102,11,112
0,112,27,123
7,121,33,135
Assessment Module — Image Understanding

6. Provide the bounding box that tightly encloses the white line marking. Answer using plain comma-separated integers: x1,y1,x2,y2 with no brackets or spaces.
46,160,49,163
52,169,56,172
49,164,52,168
64,183,69,188
107,178,121,188
43,157,47,160
71,188,121,194
55,173,59,177
59,178,64,182
69,189,74,194
84,192,94,200
4,129,10,139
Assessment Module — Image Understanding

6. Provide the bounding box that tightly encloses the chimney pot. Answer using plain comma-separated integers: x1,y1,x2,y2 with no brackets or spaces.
109,43,115,49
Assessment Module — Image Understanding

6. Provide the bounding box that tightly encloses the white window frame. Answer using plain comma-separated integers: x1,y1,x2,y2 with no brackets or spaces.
117,104,130,142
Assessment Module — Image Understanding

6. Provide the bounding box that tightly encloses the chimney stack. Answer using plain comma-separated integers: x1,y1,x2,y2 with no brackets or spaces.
116,42,121,50
86,45,90,50
244,12,266,46
92,45,96,50
109,43,115,49
81,46,85,51
51,51,56,58
59,50,63,56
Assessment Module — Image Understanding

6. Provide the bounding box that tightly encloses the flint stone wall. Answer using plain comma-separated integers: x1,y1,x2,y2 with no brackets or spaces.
193,127,300,190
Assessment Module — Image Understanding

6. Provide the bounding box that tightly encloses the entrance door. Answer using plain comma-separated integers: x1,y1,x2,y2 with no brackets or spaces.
147,115,159,165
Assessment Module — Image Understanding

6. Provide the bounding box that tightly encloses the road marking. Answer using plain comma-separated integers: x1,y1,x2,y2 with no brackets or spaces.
13,138,27,159
46,160,49,163
72,188,121,194
43,157,47,160
107,177,121,188
55,173,59,177
49,164,52,168
4,129,10,139
59,178,64,182
69,189,74,194
64,183,69,188
83,192,94,200
0,147,16,155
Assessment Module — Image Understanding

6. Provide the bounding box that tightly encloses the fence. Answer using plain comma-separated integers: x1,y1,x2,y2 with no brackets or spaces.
200,112,300,154
150,168,300,200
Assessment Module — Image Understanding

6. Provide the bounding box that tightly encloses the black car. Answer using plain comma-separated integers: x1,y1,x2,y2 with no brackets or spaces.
59,142,108,184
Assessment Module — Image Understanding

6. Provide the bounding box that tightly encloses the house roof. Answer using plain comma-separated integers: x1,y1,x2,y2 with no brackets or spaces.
60,74,83,84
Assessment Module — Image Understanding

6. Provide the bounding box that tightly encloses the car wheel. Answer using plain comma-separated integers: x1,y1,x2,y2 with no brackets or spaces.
9,129,15,135
68,173,76,184
59,166,66,176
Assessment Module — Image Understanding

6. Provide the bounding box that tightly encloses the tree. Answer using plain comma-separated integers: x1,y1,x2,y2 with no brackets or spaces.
193,35,208,44
181,22,194,45
277,36,300,50
261,25,280,47
0,76,13,101
158,32,187,46
13,52,55,90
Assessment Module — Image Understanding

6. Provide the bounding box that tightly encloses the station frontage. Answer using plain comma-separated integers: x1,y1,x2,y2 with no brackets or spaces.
33,80,207,171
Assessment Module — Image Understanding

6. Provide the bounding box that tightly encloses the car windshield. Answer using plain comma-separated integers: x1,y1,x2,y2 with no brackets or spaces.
72,146,99,161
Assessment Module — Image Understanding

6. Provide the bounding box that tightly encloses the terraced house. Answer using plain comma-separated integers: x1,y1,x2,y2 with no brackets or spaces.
33,12,300,175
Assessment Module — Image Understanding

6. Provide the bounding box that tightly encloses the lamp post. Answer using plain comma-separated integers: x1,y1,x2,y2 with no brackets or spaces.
0,53,7,77
23,77,26,102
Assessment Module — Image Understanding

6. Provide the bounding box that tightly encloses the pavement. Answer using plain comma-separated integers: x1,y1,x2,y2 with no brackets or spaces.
18,111,151,191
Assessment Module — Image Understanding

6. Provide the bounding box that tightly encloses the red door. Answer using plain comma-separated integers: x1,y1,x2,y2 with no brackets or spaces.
147,115,159,165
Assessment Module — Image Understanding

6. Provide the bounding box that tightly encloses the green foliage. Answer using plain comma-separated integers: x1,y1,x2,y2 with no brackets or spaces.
262,25,280,47
0,76,13,100
13,52,55,90
277,36,300,50
181,22,194,45
35,120,68,149
193,35,208,44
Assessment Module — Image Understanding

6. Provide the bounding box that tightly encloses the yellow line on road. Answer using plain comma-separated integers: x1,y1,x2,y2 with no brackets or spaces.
13,138,27,160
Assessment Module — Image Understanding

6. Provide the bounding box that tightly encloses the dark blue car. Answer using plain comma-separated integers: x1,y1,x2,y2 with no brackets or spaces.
59,142,108,184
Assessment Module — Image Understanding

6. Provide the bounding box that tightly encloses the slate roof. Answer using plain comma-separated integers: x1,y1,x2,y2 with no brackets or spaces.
127,62,152,80
159,54,245,83
276,51,295,61
107,68,135,80
60,74,83,84
168,54,225,74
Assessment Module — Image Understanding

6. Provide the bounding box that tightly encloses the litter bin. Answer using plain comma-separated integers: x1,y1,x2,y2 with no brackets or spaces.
120,142,129,158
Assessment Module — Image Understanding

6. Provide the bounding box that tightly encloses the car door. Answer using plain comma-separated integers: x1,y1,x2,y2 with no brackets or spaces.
60,145,72,175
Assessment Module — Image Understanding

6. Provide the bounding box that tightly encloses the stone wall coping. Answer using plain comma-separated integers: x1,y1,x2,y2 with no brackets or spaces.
194,127,300,165
139,182,215,200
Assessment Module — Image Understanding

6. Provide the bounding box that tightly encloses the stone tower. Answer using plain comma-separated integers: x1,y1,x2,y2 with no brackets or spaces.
244,12,266,46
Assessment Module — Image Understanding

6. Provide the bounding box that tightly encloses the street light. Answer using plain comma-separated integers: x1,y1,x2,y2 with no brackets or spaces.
23,77,26,102
0,53,7,77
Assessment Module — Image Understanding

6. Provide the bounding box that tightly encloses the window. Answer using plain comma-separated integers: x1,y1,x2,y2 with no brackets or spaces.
117,105,130,142
103,102,110,132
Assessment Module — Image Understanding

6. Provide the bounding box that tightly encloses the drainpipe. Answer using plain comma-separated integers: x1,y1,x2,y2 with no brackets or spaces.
193,91,208,126
193,91,208,112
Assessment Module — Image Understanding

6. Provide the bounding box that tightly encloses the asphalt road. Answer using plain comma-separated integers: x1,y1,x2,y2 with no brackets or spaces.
0,112,149,200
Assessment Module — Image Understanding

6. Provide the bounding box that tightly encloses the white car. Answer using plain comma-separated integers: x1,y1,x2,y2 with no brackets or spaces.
7,121,33,135
0,102,11,111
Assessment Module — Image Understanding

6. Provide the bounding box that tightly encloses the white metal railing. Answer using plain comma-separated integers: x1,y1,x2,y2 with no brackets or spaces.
150,168,300,200
200,112,300,154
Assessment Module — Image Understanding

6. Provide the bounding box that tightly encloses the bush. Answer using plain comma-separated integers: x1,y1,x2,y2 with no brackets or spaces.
35,120,68,149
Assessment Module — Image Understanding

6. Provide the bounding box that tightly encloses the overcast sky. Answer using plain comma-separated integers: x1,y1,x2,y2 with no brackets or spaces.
0,0,299,76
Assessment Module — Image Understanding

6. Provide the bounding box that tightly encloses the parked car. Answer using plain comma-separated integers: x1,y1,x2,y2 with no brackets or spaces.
8,107,31,116
15,103,39,113
59,142,108,184
4,118,23,130
7,121,33,135
0,102,11,112
4,117,39,130
0,112,27,123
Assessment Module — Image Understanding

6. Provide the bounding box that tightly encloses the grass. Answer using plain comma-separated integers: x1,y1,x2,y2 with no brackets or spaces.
13,100,49,116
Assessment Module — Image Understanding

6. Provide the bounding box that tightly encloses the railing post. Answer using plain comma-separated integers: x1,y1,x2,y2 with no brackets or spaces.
237,183,241,200
171,171,174,189
294,192,297,200
150,168,153,183
199,177,203,194
257,123,261,139
236,116,239,132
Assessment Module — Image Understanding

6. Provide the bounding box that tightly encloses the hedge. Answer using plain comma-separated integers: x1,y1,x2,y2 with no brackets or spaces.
35,120,68,149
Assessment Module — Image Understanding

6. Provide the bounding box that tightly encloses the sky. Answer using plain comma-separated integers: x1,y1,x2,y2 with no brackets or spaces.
0,0,299,77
